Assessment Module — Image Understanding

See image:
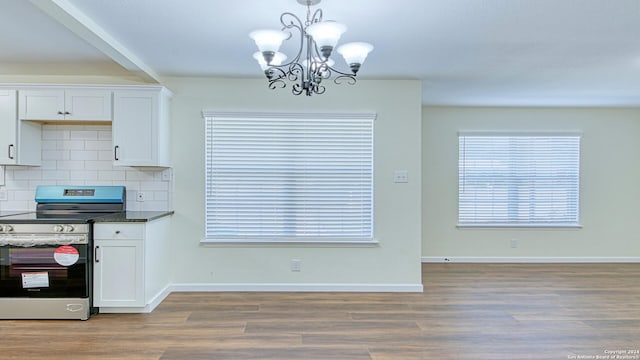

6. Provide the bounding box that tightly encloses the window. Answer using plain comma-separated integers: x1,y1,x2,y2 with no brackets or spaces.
458,132,580,227
203,111,375,243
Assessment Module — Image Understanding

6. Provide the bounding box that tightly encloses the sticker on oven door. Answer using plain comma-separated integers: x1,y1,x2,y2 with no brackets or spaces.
22,272,49,288
54,245,79,266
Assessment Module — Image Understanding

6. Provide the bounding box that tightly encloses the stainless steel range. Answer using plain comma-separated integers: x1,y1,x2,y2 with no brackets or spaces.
0,185,125,320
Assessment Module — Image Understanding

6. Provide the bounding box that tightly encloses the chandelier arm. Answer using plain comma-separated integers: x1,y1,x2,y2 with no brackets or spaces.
333,74,357,86
279,12,305,67
322,62,359,78
265,67,288,90
309,8,323,24
267,67,287,81
291,83,304,96
310,43,358,78
268,78,287,90
287,62,305,83
280,12,304,33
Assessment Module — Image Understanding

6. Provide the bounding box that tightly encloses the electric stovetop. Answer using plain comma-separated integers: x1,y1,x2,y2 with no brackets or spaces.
0,185,127,224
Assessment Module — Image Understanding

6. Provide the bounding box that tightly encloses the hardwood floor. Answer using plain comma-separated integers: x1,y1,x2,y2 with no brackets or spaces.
1,263,639,360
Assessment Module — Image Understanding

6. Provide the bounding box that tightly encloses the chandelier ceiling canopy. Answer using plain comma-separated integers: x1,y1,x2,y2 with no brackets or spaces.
249,0,374,96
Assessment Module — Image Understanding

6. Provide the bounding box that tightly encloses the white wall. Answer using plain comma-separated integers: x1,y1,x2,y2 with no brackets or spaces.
163,77,423,288
422,106,640,261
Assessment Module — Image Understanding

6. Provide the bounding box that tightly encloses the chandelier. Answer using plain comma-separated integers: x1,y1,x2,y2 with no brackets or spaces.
249,0,374,96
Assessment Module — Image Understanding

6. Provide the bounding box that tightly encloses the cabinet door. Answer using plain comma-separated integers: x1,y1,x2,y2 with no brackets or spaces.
18,90,65,120
64,90,112,121
93,239,144,307
0,90,17,164
112,91,158,166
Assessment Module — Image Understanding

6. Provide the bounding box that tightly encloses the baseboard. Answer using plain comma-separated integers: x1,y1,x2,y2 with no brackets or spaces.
98,284,172,314
422,256,640,263
170,283,424,293
145,284,172,312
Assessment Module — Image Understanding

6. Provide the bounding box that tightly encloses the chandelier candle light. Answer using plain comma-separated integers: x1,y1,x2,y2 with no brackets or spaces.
250,0,374,96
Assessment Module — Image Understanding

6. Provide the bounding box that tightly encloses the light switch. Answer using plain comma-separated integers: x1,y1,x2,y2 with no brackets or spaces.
393,170,409,183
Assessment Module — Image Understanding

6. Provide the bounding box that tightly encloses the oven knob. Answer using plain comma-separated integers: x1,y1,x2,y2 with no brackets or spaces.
64,225,75,232
0,225,4,232
53,225,64,232
4,225,12,232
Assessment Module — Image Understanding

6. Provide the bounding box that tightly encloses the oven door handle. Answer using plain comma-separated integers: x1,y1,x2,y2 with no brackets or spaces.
94,246,100,263
0,234,88,246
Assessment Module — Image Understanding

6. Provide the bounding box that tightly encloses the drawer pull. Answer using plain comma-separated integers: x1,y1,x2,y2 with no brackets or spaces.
115,230,121,234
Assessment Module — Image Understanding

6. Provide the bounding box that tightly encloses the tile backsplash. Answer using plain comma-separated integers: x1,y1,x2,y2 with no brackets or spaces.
0,124,172,211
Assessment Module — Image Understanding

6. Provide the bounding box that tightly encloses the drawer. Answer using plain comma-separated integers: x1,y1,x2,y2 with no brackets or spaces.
94,223,144,240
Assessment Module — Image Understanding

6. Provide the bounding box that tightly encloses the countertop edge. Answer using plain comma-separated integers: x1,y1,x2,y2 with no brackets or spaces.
93,211,174,223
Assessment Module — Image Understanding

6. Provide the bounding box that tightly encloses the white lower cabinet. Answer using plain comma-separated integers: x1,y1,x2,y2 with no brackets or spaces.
93,216,170,313
94,238,144,307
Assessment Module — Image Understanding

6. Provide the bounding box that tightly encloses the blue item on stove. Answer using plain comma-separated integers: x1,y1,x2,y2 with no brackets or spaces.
35,185,126,204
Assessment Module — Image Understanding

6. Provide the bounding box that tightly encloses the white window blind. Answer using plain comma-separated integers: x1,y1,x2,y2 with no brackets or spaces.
204,112,375,243
458,133,580,227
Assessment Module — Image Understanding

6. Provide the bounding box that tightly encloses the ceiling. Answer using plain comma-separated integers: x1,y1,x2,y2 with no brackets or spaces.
2,0,640,106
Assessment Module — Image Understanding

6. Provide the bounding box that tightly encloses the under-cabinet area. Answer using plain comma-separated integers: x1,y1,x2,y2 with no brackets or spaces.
0,84,171,167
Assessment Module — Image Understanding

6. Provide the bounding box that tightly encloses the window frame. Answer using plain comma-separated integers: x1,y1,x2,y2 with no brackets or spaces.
457,131,582,229
202,111,377,246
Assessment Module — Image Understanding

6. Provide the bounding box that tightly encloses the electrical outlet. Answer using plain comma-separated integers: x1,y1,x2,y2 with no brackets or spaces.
161,169,172,181
136,191,146,202
510,239,518,248
290,259,301,272
393,170,409,183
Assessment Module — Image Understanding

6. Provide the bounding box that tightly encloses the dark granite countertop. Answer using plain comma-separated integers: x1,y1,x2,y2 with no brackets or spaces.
0,211,32,218
93,211,174,223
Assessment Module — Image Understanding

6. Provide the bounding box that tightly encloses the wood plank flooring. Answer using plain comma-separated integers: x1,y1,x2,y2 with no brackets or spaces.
1,263,639,360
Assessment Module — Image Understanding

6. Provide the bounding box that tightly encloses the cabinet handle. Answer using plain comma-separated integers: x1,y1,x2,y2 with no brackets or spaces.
57,111,64,115
8,144,14,160
115,230,121,234
114,145,119,161
64,111,71,115
95,246,100,263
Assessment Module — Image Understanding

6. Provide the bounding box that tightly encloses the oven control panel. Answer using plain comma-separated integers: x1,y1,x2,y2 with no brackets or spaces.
0,223,89,234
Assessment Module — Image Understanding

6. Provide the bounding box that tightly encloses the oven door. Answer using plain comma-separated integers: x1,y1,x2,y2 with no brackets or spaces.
0,235,89,298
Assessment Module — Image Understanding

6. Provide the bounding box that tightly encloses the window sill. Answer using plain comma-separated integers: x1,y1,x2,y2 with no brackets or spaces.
200,239,380,248
457,223,583,229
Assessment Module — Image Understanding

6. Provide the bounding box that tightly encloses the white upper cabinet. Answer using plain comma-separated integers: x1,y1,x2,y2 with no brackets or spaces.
112,88,170,167
1,84,171,167
0,90,17,164
0,89,40,166
19,89,112,121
